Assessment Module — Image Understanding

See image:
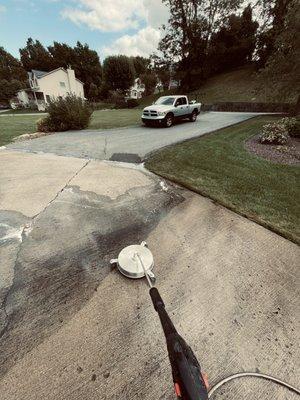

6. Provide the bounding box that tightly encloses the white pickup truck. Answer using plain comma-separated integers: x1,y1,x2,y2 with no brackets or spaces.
141,95,201,128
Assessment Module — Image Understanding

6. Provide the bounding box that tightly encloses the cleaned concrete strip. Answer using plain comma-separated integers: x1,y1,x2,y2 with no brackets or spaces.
0,191,299,400
0,151,87,217
5,112,258,160
70,161,153,199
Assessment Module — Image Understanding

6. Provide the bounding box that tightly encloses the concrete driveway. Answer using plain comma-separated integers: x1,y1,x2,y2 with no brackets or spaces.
0,113,299,399
5,112,259,161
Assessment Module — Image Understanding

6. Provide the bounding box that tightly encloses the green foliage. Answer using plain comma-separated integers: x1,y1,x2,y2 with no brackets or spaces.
0,79,24,104
141,73,157,96
103,55,135,92
126,99,139,108
108,90,126,108
88,83,99,101
130,56,150,76
256,0,292,68
159,0,242,89
20,38,53,71
0,47,27,81
259,122,289,144
208,5,258,74
257,1,300,102
280,117,300,137
37,94,92,132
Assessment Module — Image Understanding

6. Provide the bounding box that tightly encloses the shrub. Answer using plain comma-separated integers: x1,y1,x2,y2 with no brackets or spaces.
280,117,300,137
259,122,289,145
37,94,92,132
89,102,114,110
108,90,127,109
126,98,139,108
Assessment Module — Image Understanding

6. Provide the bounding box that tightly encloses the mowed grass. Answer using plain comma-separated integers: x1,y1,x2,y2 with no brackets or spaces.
145,116,300,244
0,115,40,146
88,109,141,129
0,109,142,146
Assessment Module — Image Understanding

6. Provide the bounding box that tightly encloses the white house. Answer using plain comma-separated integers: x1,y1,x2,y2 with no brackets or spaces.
168,79,180,90
13,67,85,111
125,78,145,100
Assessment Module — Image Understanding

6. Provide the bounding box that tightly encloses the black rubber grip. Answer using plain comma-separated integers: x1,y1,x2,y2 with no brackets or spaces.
149,287,165,311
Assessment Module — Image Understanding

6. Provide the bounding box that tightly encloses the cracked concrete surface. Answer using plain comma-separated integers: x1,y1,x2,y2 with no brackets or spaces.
0,122,299,399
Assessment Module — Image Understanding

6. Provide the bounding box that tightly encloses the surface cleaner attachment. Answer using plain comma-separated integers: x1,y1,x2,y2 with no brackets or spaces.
110,241,156,283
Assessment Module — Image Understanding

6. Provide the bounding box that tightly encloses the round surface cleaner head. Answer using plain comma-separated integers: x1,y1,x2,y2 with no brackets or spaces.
116,244,154,279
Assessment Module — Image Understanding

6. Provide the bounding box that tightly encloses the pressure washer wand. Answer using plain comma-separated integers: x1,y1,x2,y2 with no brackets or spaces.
135,253,209,400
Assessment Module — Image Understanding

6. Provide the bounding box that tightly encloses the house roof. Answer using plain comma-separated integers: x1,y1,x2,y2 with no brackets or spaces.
31,70,47,78
31,67,84,85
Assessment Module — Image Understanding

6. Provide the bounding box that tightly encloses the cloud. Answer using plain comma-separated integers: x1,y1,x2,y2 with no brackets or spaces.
61,0,169,57
102,26,161,57
61,0,146,32
102,0,169,57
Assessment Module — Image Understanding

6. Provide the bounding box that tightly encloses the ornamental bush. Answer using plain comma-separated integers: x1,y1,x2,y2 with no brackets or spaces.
259,122,289,145
37,94,92,132
280,117,300,137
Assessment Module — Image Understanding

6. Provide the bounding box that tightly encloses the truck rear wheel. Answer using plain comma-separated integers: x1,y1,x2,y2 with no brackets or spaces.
164,113,174,128
189,110,197,122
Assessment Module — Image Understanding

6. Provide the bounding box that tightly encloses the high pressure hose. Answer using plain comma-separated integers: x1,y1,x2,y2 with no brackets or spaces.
208,372,300,398
113,245,300,400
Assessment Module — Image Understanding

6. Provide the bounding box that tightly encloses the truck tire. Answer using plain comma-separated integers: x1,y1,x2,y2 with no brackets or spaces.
189,110,198,122
164,113,174,128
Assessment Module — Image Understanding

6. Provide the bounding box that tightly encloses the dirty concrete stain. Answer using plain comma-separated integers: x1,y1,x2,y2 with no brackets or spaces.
0,177,184,378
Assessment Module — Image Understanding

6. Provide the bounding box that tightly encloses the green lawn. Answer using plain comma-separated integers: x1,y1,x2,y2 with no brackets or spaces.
0,115,41,146
1,109,46,114
88,109,141,129
0,109,142,146
145,116,300,244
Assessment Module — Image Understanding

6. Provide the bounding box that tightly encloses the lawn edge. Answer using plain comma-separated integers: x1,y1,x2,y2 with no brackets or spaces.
146,169,299,246
144,114,267,160
144,114,299,245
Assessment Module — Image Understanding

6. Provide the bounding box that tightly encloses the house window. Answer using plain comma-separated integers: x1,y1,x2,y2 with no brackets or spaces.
60,82,66,88
46,95,51,103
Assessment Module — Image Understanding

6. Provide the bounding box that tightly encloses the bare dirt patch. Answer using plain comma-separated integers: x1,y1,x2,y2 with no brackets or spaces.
245,134,300,165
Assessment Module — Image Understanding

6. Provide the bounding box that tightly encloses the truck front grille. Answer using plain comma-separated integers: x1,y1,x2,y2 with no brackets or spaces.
143,110,158,117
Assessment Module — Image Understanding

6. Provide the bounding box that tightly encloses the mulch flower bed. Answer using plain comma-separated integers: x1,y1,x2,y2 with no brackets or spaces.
245,134,300,165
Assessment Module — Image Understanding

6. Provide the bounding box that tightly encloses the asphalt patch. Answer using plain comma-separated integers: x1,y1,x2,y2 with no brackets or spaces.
109,153,142,164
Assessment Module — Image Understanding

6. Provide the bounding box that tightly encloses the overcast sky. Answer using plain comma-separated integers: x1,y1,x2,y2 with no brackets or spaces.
0,0,169,59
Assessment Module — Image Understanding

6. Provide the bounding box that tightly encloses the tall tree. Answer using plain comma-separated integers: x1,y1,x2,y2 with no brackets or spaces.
208,5,258,73
130,56,150,76
19,38,53,71
141,73,157,95
0,79,24,104
257,0,300,101
159,0,242,89
256,0,292,67
0,47,27,81
103,55,135,92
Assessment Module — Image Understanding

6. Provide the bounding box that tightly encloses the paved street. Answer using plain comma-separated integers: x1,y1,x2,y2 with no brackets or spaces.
0,114,299,399
5,112,259,161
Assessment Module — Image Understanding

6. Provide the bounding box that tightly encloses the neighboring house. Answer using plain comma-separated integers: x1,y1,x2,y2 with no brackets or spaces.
12,67,85,111
168,79,181,90
154,79,164,94
125,78,145,100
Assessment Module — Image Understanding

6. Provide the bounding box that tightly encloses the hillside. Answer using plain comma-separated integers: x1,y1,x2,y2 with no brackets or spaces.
139,65,296,107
